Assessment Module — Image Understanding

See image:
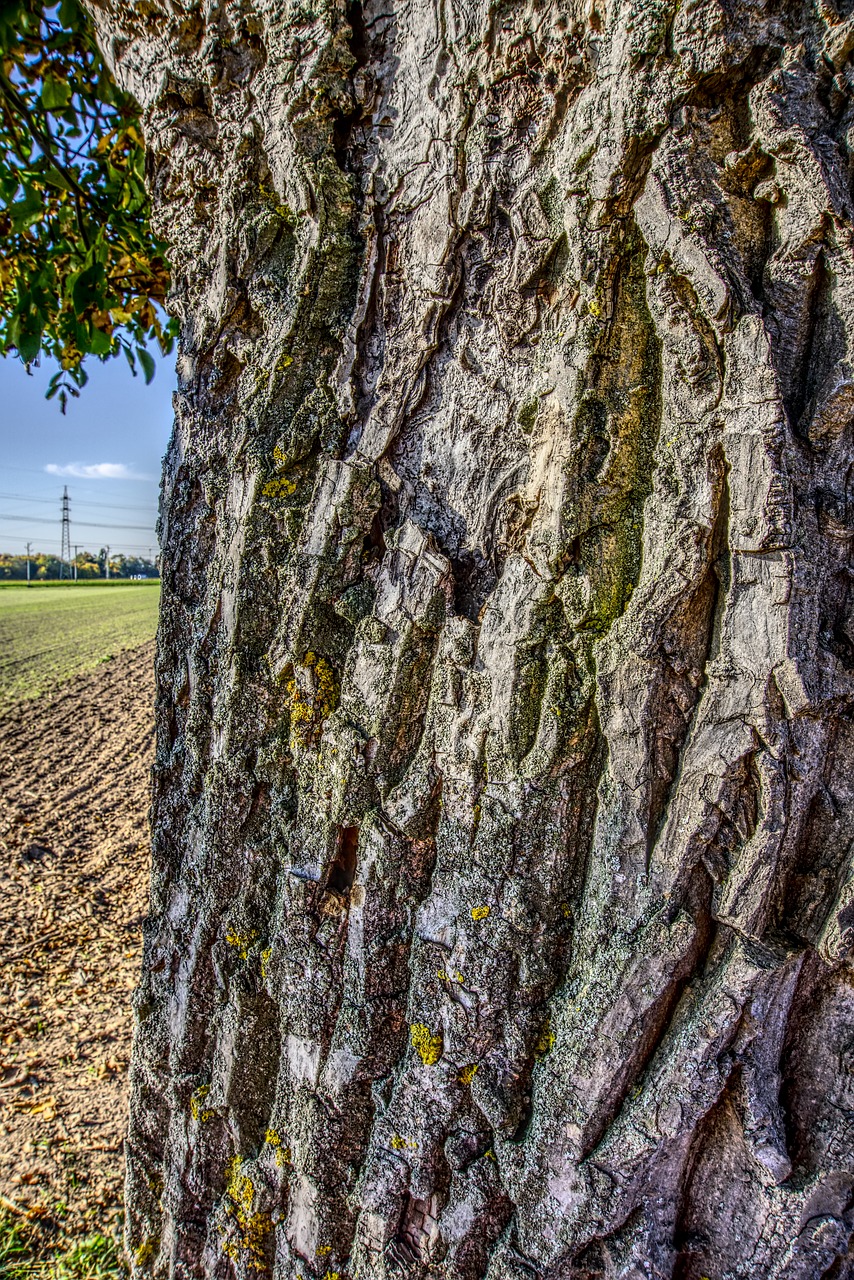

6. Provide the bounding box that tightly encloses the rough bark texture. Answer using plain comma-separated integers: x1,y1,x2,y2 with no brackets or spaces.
89,0,854,1275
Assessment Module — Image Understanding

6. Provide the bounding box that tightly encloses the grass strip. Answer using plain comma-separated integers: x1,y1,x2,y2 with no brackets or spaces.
0,584,159,713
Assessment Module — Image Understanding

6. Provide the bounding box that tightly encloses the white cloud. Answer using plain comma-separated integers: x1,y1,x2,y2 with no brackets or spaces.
45,462,151,481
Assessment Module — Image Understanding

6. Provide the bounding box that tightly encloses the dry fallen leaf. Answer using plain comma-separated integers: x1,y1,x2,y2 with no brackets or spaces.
26,1096,57,1120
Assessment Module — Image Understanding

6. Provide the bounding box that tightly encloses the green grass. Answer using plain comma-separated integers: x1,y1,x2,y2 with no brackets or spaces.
0,579,158,590
50,1233,126,1279
0,581,159,714
0,1212,125,1279
0,1213,30,1277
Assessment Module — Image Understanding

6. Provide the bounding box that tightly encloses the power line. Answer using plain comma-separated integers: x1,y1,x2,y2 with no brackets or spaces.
0,514,155,531
0,492,157,514
0,493,55,504
35,539,157,549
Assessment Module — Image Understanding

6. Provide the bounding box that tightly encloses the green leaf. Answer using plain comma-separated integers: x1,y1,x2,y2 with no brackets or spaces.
71,263,105,315
88,326,112,356
58,0,82,27
8,189,43,230
17,325,43,363
41,78,72,110
136,346,155,384
41,166,75,193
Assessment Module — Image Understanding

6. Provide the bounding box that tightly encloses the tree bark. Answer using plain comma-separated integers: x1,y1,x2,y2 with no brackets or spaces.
88,0,854,1275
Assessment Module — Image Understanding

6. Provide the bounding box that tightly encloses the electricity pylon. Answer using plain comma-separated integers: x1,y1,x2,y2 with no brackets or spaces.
60,486,71,579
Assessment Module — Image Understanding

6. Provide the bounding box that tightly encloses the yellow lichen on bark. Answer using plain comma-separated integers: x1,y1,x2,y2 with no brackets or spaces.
410,1022,443,1066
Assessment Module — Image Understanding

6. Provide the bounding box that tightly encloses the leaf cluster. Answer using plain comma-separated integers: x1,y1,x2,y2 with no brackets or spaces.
0,0,176,407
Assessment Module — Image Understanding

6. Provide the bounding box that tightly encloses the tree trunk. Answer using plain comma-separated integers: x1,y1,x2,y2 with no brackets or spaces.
89,0,854,1275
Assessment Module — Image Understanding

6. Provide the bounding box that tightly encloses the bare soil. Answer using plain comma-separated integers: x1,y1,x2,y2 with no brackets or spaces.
0,643,154,1244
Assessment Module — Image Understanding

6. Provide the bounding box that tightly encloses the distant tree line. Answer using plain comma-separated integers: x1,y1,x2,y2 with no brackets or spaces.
0,549,159,579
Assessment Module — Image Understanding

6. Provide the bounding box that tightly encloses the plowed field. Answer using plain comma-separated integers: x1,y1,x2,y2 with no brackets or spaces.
0,642,155,1269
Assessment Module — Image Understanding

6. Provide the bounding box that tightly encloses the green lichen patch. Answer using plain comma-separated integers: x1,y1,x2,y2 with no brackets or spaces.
517,397,540,434
557,224,662,640
534,1019,556,1059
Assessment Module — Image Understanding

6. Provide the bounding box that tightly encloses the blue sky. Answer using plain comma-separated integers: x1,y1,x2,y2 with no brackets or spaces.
0,352,175,559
